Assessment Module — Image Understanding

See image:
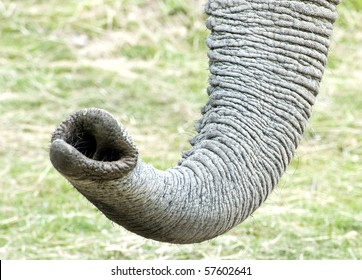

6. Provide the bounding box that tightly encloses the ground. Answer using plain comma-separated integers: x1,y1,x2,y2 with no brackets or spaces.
0,0,361,259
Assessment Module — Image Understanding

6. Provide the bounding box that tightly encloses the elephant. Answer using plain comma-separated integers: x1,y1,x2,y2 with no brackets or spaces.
50,0,340,244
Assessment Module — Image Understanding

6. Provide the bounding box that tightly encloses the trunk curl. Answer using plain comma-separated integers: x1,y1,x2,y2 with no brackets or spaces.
50,0,339,244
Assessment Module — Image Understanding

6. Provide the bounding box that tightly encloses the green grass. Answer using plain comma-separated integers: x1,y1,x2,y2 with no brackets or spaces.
1,0,361,259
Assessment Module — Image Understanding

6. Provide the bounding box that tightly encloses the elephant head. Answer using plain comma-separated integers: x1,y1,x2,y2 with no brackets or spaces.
50,0,340,244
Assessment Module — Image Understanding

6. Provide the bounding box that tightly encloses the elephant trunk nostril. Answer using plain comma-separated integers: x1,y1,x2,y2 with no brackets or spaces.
66,131,124,162
68,132,97,159
96,148,124,162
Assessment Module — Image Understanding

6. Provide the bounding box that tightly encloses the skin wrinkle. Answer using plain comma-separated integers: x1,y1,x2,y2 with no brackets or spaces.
210,14,334,40
49,0,339,243
160,180,196,233
197,114,258,159
209,71,311,128
209,51,322,94
210,105,295,167
173,167,206,228
173,163,205,236
114,169,171,236
206,17,331,58
193,137,254,201
206,131,263,191
190,151,226,235
214,63,315,104
207,80,308,139
159,174,181,227
215,48,325,79
213,46,324,76
194,111,288,186
174,167,210,241
189,130,246,183
193,147,226,233
209,86,310,122
160,170,192,235
191,158,209,202
208,3,336,26
209,37,326,73
208,53,321,90
158,173,183,236
215,105,292,172
194,114,287,190
210,63,326,98
210,139,247,182
208,0,338,18
203,141,236,182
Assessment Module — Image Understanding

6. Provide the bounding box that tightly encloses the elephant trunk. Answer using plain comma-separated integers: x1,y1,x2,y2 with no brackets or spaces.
50,0,339,244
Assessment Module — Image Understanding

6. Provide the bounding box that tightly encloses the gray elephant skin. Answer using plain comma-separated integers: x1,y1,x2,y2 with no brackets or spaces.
50,0,340,244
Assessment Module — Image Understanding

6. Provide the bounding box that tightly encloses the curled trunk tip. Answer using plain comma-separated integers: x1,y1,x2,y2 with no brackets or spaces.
50,108,138,181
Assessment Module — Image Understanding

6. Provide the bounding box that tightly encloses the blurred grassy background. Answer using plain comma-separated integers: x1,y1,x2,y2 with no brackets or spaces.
0,0,361,259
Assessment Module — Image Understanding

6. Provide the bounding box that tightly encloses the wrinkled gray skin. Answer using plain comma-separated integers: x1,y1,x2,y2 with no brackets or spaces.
50,0,340,244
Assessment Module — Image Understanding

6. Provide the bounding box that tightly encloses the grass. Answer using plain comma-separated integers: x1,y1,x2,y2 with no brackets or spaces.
0,0,361,260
